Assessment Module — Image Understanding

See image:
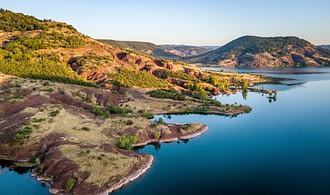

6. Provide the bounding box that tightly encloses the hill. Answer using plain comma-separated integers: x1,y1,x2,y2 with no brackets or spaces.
184,36,330,68
320,45,330,50
160,44,212,57
98,39,215,59
0,9,267,101
0,9,268,195
0,9,195,88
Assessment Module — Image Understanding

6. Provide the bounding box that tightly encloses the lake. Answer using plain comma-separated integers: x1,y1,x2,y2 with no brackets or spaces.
113,67,330,195
0,166,48,195
1,68,330,195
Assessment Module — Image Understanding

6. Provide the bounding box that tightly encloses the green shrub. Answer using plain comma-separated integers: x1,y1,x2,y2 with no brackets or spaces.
80,127,90,131
182,124,192,131
108,104,131,115
49,110,60,117
65,177,76,192
126,120,133,126
154,69,196,81
11,126,33,144
183,106,210,114
91,106,109,118
150,117,164,128
0,9,45,32
185,82,209,99
242,80,249,91
153,130,161,139
142,112,154,119
116,135,138,150
109,69,170,88
147,89,185,101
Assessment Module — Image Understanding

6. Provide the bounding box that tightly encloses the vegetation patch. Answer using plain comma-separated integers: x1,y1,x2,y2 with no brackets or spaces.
91,106,109,118
147,89,186,101
0,9,45,32
142,112,154,119
65,177,76,193
150,118,164,128
109,69,170,88
116,135,138,150
10,126,33,144
155,69,196,81
108,105,131,115
153,130,161,139
182,124,192,131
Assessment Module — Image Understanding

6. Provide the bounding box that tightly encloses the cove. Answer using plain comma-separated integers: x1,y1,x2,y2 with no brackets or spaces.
113,68,330,195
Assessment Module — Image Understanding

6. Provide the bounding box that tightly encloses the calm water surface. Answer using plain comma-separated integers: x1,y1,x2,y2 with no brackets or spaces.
114,68,330,195
1,68,330,195
0,166,48,195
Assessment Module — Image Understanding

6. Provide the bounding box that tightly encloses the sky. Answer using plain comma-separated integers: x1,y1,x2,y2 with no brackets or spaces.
0,0,329,46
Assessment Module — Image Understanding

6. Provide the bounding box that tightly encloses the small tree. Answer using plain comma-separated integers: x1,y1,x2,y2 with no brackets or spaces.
65,177,76,192
153,130,161,139
242,80,249,91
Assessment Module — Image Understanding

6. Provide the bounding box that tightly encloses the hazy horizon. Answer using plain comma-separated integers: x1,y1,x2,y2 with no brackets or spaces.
0,0,329,46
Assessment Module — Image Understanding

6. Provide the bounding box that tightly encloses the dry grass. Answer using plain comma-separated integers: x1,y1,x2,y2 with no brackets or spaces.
60,144,141,187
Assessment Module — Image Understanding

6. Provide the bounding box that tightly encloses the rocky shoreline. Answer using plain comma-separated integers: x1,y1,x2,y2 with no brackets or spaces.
103,155,154,195
0,73,256,194
132,125,208,147
106,125,208,194
26,124,208,195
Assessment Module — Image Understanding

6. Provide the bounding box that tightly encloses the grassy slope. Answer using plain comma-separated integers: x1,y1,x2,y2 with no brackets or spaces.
0,10,266,98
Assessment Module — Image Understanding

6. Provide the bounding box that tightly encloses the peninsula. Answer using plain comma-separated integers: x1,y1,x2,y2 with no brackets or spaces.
0,9,267,194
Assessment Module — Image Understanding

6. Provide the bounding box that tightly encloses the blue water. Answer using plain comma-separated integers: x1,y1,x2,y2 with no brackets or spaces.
114,68,330,195
1,68,330,195
0,167,49,195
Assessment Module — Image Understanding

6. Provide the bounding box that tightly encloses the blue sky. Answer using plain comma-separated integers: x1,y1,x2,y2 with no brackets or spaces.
0,0,329,46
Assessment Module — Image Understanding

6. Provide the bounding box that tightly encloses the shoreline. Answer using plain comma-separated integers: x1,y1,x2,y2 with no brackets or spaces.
105,124,208,194
30,125,208,195
155,110,247,117
132,125,208,147
103,155,154,195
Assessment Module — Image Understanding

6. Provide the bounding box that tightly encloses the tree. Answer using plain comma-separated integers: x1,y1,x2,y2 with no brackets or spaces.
153,130,161,139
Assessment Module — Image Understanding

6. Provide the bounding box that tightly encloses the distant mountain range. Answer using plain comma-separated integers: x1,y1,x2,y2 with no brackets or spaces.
98,39,218,59
184,36,330,68
320,45,330,50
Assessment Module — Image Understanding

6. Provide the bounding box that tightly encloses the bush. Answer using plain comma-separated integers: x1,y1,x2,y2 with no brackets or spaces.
49,110,60,117
126,120,133,126
65,177,76,192
109,69,170,88
142,112,154,119
108,104,131,115
147,89,185,101
154,69,196,81
11,126,33,144
91,106,109,118
242,80,249,91
0,9,45,32
80,127,90,131
153,130,161,139
185,82,209,99
151,117,164,128
116,135,138,150
183,106,210,114
182,124,192,131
